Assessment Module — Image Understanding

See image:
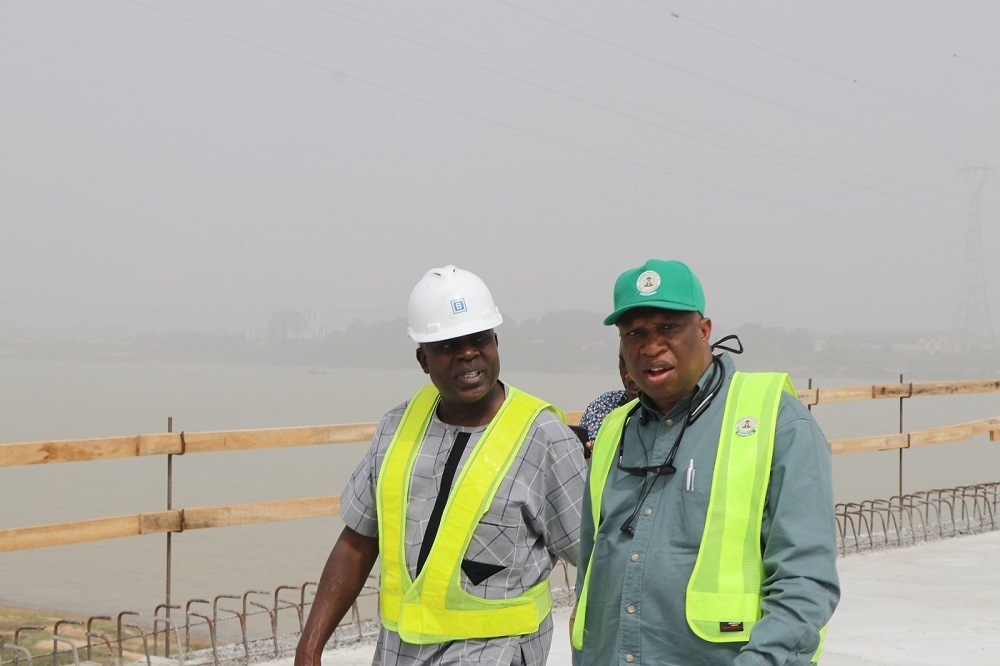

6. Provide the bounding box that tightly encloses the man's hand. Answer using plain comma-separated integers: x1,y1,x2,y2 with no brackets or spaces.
294,527,379,666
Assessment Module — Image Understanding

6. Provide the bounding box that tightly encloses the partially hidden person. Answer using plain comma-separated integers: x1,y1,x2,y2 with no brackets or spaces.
576,350,640,460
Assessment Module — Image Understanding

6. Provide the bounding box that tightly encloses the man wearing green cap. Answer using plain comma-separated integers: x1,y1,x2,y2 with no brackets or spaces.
572,259,839,665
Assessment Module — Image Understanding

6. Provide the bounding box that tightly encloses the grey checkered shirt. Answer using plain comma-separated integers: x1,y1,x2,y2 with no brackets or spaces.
340,383,587,665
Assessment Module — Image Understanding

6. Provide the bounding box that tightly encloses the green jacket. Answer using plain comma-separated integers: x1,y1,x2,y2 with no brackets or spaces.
574,354,839,666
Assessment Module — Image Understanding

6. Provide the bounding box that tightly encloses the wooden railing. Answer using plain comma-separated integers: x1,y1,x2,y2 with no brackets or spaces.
2,379,1000,553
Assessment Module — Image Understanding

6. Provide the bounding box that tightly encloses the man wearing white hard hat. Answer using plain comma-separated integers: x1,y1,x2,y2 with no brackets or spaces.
296,265,588,666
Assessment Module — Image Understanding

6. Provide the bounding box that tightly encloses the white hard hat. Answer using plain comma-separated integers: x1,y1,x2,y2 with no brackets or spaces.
407,265,503,343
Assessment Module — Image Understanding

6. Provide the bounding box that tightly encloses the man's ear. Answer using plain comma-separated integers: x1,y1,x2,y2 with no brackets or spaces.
699,317,712,343
494,332,499,348
415,346,430,374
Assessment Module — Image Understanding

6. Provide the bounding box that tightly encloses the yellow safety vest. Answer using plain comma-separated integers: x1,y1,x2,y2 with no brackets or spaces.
376,384,561,644
573,372,824,661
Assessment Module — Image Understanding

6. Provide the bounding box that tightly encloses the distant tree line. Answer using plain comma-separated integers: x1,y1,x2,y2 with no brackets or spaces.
2,310,997,381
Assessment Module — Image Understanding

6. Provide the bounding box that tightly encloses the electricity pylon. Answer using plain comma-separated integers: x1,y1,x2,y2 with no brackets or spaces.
954,165,996,347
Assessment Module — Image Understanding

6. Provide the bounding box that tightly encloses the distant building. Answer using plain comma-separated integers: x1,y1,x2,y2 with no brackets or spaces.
814,330,994,356
267,310,327,342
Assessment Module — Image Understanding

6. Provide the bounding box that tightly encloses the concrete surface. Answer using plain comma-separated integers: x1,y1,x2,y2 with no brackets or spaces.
265,530,1000,665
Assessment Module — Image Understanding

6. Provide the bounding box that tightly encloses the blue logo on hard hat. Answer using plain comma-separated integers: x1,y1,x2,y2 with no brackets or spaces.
450,298,468,315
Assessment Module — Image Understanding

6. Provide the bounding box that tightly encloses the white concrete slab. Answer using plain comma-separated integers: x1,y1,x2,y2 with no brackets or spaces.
822,531,1000,666
265,531,1000,665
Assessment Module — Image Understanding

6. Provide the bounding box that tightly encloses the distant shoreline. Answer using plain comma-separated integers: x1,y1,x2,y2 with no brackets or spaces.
0,599,98,633
1,598,77,617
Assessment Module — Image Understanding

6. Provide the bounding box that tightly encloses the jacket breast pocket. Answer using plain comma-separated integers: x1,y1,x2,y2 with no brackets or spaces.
667,477,710,551
463,504,522,581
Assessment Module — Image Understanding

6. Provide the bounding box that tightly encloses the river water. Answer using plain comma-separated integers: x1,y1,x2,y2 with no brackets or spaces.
1,358,998,633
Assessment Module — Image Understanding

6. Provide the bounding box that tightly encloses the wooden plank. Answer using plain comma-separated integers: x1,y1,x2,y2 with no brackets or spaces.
830,416,1000,454
872,383,914,398
0,434,179,467
914,415,1000,439
180,497,340,530
795,380,1000,405
909,425,973,447
139,510,182,534
178,424,375,454
797,385,905,405
0,497,341,552
831,434,908,455
910,379,1000,397
2,416,600,466
0,424,376,467
796,389,818,406
812,386,876,404
0,515,141,552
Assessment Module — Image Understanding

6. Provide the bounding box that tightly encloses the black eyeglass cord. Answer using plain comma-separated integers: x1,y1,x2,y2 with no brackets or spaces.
711,334,743,355
620,475,658,537
616,346,737,538
618,390,695,537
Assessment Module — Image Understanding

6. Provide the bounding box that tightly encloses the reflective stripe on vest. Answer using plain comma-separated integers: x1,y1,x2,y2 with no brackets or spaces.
376,384,560,644
685,371,792,642
571,397,635,651
573,373,823,661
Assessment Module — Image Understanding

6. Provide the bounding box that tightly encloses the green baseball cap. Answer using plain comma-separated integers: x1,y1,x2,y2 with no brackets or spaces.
603,259,705,325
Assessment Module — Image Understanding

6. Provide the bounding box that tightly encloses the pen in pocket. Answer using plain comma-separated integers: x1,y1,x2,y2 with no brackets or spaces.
685,459,696,492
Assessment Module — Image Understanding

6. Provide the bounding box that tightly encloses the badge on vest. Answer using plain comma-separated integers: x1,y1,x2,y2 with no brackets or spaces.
720,621,744,633
735,416,758,437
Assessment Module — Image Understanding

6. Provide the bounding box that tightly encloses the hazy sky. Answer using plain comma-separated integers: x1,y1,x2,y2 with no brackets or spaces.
2,0,998,340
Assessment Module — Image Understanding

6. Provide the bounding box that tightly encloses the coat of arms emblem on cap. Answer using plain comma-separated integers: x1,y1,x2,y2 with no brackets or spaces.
636,270,660,295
